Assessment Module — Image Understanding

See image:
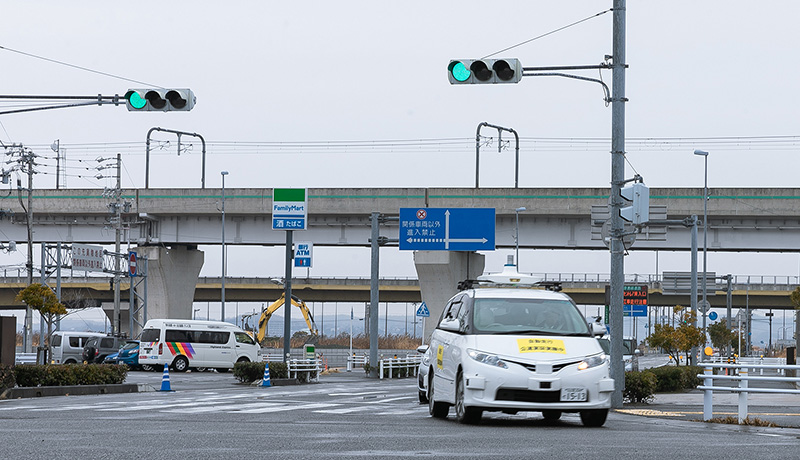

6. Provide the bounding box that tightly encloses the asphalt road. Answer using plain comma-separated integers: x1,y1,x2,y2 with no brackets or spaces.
1,369,799,459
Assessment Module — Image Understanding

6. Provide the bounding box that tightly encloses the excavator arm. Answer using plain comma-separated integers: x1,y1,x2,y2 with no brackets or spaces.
256,293,319,342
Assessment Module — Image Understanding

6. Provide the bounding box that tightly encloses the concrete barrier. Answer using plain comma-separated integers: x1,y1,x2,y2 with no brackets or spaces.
0,383,140,400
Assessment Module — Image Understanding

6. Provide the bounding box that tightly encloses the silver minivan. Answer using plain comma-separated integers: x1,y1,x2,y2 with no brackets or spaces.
51,331,105,364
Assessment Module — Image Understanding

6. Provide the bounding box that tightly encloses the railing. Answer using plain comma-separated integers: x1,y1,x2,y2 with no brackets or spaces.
287,358,321,382
698,363,800,423
346,354,368,372
14,353,37,365
262,353,285,362
378,354,422,380
1,270,797,288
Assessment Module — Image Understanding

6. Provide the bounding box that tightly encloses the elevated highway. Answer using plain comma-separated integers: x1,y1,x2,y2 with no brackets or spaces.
0,187,798,251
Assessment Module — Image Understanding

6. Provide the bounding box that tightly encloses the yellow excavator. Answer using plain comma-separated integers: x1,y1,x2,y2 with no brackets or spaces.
256,293,319,342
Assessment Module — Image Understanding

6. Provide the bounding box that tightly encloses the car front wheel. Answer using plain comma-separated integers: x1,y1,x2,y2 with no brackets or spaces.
454,372,482,424
428,373,449,419
580,409,608,427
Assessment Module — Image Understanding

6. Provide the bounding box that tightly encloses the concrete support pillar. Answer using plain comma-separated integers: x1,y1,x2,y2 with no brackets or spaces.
132,245,204,327
414,251,484,342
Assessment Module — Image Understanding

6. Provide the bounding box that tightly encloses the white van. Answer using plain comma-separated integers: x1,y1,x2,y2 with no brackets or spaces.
51,331,105,364
138,319,261,372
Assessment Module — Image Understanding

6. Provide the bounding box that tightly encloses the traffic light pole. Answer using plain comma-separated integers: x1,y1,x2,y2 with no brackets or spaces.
448,0,627,407
608,0,627,408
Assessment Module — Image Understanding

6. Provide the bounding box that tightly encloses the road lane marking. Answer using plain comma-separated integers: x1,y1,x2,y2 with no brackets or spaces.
236,402,337,413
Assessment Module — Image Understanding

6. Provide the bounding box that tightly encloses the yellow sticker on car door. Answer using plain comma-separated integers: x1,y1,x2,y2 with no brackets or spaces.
436,345,444,369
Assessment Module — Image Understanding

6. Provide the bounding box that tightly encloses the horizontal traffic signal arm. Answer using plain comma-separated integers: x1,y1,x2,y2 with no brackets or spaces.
0,94,124,115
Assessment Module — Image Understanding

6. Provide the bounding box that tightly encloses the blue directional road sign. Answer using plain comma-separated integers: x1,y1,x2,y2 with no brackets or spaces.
623,305,647,317
416,302,430,317
399,208,495,251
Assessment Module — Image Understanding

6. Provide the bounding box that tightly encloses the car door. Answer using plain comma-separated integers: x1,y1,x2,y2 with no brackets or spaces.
234,332,258,361
432,294,465,404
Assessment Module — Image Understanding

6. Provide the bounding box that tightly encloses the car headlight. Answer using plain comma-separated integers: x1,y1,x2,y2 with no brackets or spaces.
578,354,607,371
467,349,508,369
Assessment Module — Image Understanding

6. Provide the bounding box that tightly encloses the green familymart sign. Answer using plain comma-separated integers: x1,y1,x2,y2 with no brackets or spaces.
272,188,307,230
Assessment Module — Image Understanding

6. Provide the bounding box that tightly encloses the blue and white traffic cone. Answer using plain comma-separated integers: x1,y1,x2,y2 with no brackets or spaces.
160,365,172,391
260,363,271,387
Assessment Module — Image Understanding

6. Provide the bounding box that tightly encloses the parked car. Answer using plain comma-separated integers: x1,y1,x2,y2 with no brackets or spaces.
82,335,125,364
597,335,639,371
102,340,150,370
51,331,105,364
416,344,431,403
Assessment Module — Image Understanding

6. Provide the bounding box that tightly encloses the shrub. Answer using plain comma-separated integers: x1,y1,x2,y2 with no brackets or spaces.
234,362,264,383
13,365,45,387
13,364,127,387
647,366,684,392
233,362,289,383
269,362,288,379
623,370,657,404
648,366,701,392
0,364,16,390
681,365,702,389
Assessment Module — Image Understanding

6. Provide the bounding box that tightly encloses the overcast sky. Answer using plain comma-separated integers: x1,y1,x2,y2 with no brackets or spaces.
2,2,799,337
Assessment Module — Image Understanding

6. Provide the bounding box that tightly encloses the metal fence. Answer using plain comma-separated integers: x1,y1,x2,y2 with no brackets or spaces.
378,354,422,380
698,363,800,423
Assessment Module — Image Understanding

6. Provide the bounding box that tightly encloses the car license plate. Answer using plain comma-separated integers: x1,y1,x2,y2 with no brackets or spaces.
560,388,587,402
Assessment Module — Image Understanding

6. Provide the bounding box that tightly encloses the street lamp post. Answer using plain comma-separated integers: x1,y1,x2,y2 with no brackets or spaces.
694,150,709,351
514,207,526,269
221,171,229,322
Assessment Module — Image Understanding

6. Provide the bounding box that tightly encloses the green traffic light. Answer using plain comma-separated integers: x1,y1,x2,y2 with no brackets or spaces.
125,90,146,109
448,61,470,82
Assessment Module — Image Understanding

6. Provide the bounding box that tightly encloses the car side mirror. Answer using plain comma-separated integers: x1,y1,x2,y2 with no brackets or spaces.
591,323,607,337
416,345,429,354
634,349,642,356
438,318,461,332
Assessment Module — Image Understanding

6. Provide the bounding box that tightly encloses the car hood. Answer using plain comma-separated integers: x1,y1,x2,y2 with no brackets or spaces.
469,334,603,362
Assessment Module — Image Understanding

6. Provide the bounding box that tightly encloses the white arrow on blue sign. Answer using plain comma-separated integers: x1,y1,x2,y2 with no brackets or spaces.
416,302,430,317
399,208,495,251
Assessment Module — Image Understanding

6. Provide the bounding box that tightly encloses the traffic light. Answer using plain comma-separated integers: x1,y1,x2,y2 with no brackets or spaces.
447,59,522,85
125,89,195,112
619,183,650,225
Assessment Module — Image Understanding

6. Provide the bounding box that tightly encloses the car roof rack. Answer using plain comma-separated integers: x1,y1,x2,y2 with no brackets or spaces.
458,256,561,291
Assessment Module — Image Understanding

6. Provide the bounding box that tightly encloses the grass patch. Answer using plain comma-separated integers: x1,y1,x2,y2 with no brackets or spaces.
706,416,778,427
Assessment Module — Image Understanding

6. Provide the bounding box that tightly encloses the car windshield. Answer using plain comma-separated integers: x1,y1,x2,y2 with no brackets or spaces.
623,339,634,355
121,341,138,350
472,297,590,336
597,338,611,354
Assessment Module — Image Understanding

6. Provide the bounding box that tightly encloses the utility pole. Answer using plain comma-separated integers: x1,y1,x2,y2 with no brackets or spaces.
98,154,124,336
114,153,121,336
608,0,627,408
11,146,37,353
